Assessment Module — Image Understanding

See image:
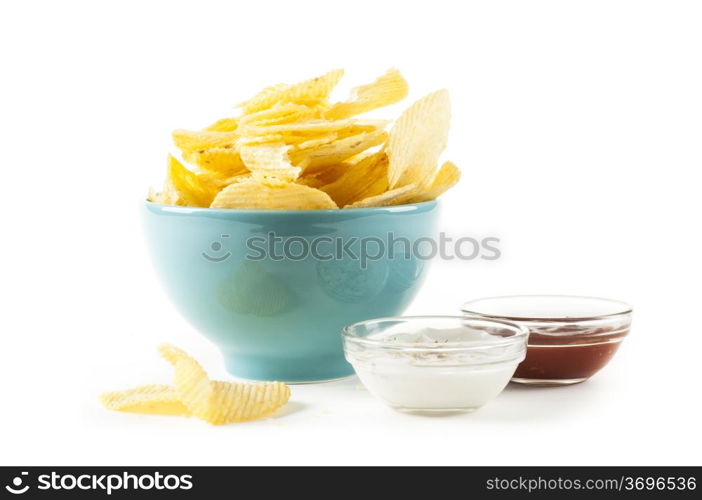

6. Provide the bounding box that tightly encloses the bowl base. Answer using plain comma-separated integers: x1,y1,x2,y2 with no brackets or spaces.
392,406,479,415
511,377,588,386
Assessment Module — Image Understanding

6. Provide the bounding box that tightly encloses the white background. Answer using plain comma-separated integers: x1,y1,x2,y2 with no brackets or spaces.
1,0,700,466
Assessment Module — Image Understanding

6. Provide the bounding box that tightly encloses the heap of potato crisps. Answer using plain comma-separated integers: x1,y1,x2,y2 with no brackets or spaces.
148,69,460,209
100,344,290,425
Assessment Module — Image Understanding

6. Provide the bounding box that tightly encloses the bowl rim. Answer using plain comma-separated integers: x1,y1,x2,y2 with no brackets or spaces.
144,199,437,215
342,315,529,352
460,294,633,322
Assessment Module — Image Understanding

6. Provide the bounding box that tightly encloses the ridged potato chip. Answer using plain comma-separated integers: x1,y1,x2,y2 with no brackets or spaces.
241,118,363,138
239,143,301,183
197,170,249,190
172,130,238,154
100,385,190,416
295,133,339,150
103,345,291,425
158,344,290,425
297,163,350,188
236,133,286,147
208,381,291,424
321,152,389,207
345,184,417,208
186,147,247,174
387,90,451,188
239,69,344,113
238,103,320,128
166,155,218,207
290,129,388,173
205,117,239,132
325,69,409,120
151,179,179,205
211,179,337,209
158,344,212,419
237,132,345,148
406,161,461,203
335,120,391,137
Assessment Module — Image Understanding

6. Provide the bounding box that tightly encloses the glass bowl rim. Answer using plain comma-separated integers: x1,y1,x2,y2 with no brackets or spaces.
342,315,529,352
461,295,633,323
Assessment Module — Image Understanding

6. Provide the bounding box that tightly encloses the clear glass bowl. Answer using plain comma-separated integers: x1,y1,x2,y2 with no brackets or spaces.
461,295,633,386
342,316,528,413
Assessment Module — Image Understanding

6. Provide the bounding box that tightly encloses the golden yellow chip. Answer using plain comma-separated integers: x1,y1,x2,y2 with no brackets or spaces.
239,143,301,183
197,171,249,190
211,179,337,209
386,89,451,188
239,69,344,113
166,155,218,207
295,176,325,188
158,343,290,425
321,152,389,207
241,118,360,138
157,179,180,205
297,163,350,188
345,184,417,208
238,103,320,128
325,69,409,120
147,186,164,203
237,121,386,151
100,384,190,416
295,132,339,150
172,130,239,154
406,161,461,203
207,381,290,424
236,134,286,147
158,344,213,420
186,147,247,174
290,129,388,173
335,120,391,136
205,117,239,132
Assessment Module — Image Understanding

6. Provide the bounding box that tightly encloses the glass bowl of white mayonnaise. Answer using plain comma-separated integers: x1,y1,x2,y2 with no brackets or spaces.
343,316,529,413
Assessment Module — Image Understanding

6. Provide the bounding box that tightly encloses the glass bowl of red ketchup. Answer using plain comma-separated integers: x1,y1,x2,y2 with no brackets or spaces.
461,295,632,386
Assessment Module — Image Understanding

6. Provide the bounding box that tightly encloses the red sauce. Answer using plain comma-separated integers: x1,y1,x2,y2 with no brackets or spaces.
514,330,628,382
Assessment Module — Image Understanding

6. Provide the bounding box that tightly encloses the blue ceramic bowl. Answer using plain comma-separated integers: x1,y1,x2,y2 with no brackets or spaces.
142,201,439,382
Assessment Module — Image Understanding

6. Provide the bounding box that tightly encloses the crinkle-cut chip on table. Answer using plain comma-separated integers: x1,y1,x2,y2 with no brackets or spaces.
148,68,460,209
100,384,190,416
100,344,291,425
159,344,290,425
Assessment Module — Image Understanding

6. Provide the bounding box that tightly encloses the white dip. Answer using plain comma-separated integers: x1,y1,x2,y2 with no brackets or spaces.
347,327,523,412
